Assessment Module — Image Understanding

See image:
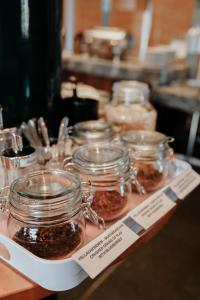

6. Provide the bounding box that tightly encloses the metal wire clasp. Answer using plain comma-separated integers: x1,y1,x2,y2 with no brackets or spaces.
81,181,106,230
130,164,146,195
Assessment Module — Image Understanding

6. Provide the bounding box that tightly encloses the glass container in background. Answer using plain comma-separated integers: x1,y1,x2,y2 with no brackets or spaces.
121,131,176,192
105,81,157,134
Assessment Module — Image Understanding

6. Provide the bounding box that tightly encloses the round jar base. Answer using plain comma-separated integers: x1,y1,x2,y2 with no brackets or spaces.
13,221,84,259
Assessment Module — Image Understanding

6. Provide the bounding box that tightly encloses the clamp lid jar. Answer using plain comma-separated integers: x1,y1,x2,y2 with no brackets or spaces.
121,130,175,192
64,143,133,221
105,80,157,133
1,170,101,259
71,120,114,147
112,80,150,103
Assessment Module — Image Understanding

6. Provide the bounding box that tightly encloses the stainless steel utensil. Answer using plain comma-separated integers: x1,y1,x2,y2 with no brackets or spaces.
11,134,23,155
20,122,35,146
28,119,42,147
38,117,50,147
58,117,69,143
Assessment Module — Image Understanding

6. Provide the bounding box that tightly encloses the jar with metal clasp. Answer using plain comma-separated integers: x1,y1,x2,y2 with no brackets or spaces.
70,120,114,150
0,170,104,259
105,80,157,134
64,143,137,222
120,130,176,192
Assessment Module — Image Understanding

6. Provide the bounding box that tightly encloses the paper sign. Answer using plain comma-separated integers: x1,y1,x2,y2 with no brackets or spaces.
129,191,176,230
169,168,200,199
73,165,200,279
72,221,139,278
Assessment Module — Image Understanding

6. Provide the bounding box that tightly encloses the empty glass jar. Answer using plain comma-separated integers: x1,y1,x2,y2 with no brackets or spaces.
64,143,134,222
0,170,103,259
71,120,114,147
105,80,157,134
121,131,176,192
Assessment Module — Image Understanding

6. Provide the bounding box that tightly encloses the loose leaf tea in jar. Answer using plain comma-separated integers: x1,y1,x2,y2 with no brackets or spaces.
121,131,176,192
3,170,102,259
13,222,82,258
91,190,127,220
64,143,133,222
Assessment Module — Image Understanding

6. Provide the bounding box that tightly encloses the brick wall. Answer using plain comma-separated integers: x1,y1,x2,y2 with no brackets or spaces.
67,0,195,52
149,0,195,45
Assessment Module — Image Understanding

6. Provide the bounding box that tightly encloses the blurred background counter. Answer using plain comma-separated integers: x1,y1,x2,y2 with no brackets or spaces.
62,50,200,164
60,0,200,165
62,52,188,86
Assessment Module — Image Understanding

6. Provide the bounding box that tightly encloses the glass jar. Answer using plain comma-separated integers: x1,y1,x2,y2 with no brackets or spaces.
64,143,134,222
0,170,102,259
105,80,157,134
70,120,114,149
121,131,176,192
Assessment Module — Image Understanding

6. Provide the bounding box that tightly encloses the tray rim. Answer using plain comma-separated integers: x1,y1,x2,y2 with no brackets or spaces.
0,159,193,291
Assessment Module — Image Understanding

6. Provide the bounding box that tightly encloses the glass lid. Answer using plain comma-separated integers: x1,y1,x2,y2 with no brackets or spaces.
72,143,129,171
121,130,172,146
73,120,113,141
112,80,150,103
11,170,81,200
113,80,149,94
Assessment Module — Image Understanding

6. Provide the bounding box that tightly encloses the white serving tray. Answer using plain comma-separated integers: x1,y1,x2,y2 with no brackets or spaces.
0,160,194,291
